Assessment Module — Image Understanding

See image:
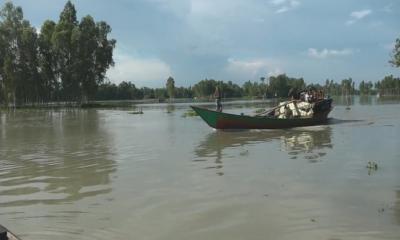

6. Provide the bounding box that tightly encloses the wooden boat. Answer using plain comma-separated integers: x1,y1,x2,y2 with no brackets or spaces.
191,99,333,129
0,225,21,240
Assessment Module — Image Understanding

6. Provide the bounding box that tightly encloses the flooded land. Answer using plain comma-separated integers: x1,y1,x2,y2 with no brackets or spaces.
0,97,399,240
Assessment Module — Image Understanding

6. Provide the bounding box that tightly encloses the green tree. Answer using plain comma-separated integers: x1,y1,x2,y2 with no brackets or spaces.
267,74,305,98
52,1,115,102
192,79,218,98
0,2,40,106
1,56,16,106
155,88,167,100
52,1,80,101
0,1,115,105
341,78,353,96
19,21,40,103
0,2,24,106
38,20,58,101
243,81,260,97
141,87,155,99
92,21,116,98
359,80,365,95
390,38,400,67
166,76,175,99
376,75,400,96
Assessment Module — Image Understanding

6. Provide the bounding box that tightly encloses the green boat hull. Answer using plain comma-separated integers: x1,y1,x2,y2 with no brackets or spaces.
191,100,332,129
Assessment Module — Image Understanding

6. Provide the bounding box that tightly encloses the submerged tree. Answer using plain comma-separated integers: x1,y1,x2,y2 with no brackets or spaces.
166,76,175,99
0,1,115,106
0,2,41,106
53,2,116,102
38,20,58,101
52,1,80,101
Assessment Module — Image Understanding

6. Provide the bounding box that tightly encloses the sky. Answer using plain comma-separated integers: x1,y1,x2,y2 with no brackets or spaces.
5,0,400,87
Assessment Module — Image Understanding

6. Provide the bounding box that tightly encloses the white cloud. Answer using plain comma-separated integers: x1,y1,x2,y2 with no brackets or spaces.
382,4,392,13
270,0,300,14
107,51,172,86
350,9,371,19
225,58,284,79
307,48,354,59
276,7,290,14
346,9,372,25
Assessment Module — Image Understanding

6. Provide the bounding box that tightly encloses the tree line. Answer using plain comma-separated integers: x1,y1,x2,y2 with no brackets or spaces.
0,1,399,106
0,1,115,106
95,74,400,101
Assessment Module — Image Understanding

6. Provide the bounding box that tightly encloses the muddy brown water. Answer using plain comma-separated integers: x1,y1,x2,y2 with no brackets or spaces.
0,97,399,240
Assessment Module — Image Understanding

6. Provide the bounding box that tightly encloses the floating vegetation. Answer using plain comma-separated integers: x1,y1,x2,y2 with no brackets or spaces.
254,108,266,114
366,161,378,170
166,105,175,114
128,108,143,115
182,109,198,117
239,150,249,156
367,161,378,175
128,111,143,115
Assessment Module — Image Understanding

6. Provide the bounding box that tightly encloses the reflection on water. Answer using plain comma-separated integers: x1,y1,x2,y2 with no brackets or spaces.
194,126,332,174
330,95,400,106
359,95,374,105
396,190,400,225
166,104,176,113
0,110,116,207
281,128,332,162
0,101,399,240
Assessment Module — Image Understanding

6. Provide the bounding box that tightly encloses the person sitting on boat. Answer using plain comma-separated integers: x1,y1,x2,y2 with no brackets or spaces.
288,87,300,100
304,91,310,102
214,86,222,112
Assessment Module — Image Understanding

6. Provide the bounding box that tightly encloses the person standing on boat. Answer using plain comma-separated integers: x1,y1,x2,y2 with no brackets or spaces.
214,86,223,112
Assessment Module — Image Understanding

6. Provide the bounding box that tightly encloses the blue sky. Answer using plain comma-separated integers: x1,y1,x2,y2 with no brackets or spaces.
6,0,400,87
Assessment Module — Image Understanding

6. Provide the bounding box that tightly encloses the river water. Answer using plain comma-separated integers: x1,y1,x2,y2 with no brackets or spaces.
0,97,399,240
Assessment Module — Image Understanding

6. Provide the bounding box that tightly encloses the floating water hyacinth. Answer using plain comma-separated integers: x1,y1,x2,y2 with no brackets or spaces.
366,161,378,170
182,109,198,117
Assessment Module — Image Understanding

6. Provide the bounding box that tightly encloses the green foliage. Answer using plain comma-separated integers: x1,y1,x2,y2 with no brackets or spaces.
191,79,243,98
323,78,357,96
340,78,355,95
0,1,398,106
375,75,400,96
359,81,374,95
166,76,175,99
96,81,141,100
0,2,40,106
268,74,305,98
192,79,218,98
38,20,57,101
175,86,193,98
0,1,115,106
182,109,198,117
222,81,243,98
390,38,400,67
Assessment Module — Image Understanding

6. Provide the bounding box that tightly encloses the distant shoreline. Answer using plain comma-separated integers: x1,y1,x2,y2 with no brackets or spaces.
1,95,400,110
